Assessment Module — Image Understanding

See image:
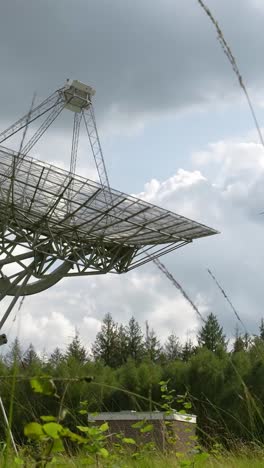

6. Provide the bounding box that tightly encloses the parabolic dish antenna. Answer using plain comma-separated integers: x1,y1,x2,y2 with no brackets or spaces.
0,80,218,343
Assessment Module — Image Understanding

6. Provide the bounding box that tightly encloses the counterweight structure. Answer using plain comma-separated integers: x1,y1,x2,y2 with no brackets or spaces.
0,80,218,341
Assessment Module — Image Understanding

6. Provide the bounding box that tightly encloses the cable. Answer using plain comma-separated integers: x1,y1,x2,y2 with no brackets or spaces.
207,268,247,333
151,255,205,323
197,0,264,147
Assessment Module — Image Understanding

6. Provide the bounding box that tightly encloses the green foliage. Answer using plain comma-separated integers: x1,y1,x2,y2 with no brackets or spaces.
65,331,88,364
42,422,63,439
233,335,245,353
197,312,227,352
3,365,264,466
4,338,23,367
145,328,162,362
40,416,56,422
30,377,58,397
23,378,113,466
2,314,264,456
122,437,136,445
48,347,64,368
92,313,121,367
181,339,195,362
24,422,44,440
126,316,145,362
164,333,182,361
140,424,153,433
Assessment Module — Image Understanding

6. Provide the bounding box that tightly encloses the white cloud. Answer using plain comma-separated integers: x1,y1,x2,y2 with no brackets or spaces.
10,311,75,353
1,0,264,131
137,169,206,202
250,0,264,11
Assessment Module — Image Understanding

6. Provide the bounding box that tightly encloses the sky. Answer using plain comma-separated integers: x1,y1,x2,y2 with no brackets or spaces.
1,0,264,354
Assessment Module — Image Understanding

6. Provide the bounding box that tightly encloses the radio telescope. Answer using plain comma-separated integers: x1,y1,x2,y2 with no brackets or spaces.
0,80,217,343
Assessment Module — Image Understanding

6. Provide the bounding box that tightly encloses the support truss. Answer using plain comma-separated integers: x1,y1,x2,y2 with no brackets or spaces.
82,105,110,189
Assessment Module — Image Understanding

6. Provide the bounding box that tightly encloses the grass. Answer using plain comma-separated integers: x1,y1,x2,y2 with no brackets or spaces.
1,451,264,467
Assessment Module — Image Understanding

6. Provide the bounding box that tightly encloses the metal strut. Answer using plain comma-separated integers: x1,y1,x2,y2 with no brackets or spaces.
70,112,82,176
22,99,66,156
82,104,111,190
0,241,73,338
0,89,64,145
67,112,82,212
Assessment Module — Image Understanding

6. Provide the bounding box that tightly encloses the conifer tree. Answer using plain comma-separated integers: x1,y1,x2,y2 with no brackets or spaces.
233,324,244,353
125,316,144,362
5,337,23,367
92,313,120,367
23,343,41,367
181,338,195,361
65,331,88,364
49,346,64,367
243,332,252,351
164,333,182,360
117,324,129,365
197,313,227,352
144,326,162,362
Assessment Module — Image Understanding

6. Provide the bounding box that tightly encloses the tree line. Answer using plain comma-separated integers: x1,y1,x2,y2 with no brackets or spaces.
1,312,264,448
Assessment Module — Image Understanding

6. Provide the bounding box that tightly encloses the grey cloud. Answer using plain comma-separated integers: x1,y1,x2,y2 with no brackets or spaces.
0,0,263,127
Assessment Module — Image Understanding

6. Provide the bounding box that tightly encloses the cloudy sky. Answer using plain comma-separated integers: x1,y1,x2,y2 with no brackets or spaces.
1,0,264,354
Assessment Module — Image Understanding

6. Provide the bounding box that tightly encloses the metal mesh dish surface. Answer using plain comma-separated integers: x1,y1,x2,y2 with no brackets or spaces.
0,146,217,248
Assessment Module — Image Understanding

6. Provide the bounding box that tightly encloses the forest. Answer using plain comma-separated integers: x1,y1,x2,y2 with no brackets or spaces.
1,312,264,450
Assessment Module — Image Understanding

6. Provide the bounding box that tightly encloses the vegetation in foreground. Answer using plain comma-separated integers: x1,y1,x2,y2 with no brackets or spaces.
0,444,264,468
1,312,264,465
1,376,264,467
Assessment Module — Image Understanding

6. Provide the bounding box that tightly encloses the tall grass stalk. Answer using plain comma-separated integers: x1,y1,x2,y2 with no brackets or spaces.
197,0,264,147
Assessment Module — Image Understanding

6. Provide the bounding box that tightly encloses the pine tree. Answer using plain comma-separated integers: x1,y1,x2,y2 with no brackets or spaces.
23,343,41,367
92,313,120,367
233,335,245,353
243,332,252,351
117,324,128,365
164,333,182,361
181,338,195,361
197,313,227,352
65,331,88,364
233,325,245,353
5,337,23,366
125,317,144,362
144,327,162,362
49,347,64,367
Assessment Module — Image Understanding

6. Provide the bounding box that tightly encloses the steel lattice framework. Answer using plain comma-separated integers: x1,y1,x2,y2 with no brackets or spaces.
0,80,218,340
